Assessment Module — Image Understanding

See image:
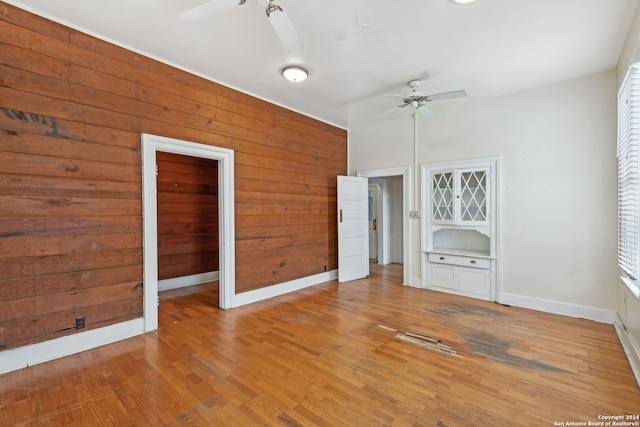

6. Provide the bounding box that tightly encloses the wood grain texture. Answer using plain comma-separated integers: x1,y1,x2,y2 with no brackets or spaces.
0,2,346,349
156,152,219,280
0,264,638,426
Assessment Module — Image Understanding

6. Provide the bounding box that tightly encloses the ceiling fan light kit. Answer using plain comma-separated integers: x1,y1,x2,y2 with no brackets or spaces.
281,65,308,82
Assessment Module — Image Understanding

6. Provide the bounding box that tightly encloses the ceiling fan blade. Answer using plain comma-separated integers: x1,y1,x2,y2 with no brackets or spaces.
179,0,239,23
426,90,468,102
267,8,303,52
417,105,438,119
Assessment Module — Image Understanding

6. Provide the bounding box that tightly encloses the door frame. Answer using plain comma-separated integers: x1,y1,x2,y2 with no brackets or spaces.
357,166,411,287
142,134,235,332
368,182,383,262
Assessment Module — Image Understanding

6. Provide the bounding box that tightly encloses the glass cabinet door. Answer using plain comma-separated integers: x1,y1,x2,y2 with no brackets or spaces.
457,168,488,224
432,171,454,222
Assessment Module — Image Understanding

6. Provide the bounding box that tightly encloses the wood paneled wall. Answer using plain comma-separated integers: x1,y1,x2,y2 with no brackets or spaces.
0,2,346,350
157,152,219,281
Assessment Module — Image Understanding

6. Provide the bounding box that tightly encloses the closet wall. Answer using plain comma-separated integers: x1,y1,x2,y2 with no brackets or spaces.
156,152,219,281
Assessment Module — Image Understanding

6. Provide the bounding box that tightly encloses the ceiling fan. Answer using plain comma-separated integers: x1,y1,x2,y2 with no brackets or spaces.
179,0,303,53
394,80,467,119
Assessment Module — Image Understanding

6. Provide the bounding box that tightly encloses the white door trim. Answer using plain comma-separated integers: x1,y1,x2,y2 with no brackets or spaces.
357,166,411,287
367,182,383,263
142,134,235,332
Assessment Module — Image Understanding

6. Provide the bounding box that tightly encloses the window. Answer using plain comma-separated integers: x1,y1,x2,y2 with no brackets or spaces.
618,63,640,298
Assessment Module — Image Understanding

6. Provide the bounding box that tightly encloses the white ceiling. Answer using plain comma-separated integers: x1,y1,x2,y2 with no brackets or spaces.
6,0,639,129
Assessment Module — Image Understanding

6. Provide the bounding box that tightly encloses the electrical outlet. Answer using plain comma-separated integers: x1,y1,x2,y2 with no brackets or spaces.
75,316,85,329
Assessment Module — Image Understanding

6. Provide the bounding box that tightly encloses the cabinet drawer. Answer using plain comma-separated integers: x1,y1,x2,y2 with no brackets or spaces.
428,253,490,269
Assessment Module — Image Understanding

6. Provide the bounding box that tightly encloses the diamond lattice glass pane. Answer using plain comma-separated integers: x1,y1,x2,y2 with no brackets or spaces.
432,172,453,221
459,171,487,222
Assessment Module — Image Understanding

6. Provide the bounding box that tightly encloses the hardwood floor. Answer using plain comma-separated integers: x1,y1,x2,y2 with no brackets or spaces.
1,263,639,426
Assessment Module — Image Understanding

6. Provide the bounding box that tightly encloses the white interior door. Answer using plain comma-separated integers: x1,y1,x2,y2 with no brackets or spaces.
338,176,369,282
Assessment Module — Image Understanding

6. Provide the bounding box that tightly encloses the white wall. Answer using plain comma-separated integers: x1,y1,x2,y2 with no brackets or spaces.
350,70,618,316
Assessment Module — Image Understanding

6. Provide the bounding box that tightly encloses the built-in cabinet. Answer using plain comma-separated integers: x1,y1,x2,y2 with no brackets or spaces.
421,158,499,301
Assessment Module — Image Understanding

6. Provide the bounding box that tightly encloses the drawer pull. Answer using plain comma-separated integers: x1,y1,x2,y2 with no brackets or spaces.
439,256,445,260
470,260,477,264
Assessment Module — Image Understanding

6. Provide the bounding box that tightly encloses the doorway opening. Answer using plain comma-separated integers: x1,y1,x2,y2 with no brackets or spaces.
155,151,221,325
367,177,404,266
142,134,235,333
368,183,381,262
358,167,411,287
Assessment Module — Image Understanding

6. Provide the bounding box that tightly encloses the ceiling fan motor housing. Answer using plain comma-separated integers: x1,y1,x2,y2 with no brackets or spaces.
408,79,422,90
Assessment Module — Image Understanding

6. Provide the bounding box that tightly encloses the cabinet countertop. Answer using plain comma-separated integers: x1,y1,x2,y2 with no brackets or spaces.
426,249,495,259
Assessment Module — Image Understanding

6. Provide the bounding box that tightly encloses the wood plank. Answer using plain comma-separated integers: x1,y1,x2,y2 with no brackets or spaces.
0,279,141,324
0,195,141,217
0,231,141,258
0,150,141,183
157,203,218,216
157,222,218,236
1,126,140,165
158,241,218,257
236,234,335,254
157,213,218,226
0,216,141,237
236,178,336,197
235,202,330,216
0,265,142,299
0,173,140,199
0,104,140,150
156,178,218,193
0,249,142,280
157,233,218,246
235,223,336,240
235,214,332,229
235,163,337,188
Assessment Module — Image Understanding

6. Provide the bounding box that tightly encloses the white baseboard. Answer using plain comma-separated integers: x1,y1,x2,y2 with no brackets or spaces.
158,271,219,292
232,270,338,307
0,318,145,375
407,277,422,288
500,292,616,324
614,317,640,388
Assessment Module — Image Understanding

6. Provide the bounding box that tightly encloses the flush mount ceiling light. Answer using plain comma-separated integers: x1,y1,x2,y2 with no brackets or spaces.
452,0,476,3
281,65,308,82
